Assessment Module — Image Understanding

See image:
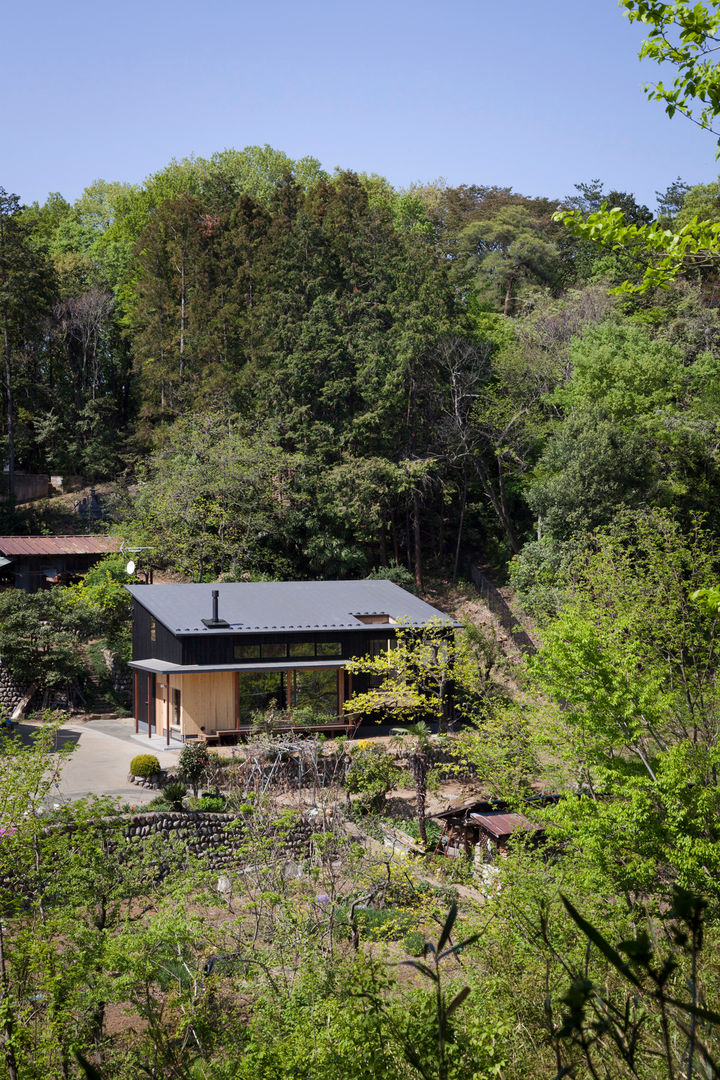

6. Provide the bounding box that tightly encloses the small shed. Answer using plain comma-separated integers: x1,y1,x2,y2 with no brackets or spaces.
434,796,559,863
0,536,122,593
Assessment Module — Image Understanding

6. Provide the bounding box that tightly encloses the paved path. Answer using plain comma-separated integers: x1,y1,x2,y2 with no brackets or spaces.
19,716,182,808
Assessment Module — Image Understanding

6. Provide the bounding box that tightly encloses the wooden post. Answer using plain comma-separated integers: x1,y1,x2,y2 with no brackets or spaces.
234,673,240,727
286,670,293,710
134,672,139,734
148,674,154,738
165,680,170,746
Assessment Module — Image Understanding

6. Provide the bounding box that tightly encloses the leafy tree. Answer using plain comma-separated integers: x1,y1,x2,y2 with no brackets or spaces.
527,408,656,541
456,204,562,315
344,744,400,814
554,3,720,291
346,620,458,733
178,740,211,797
527,512,720,904
0,189,54,494
0,590,88,698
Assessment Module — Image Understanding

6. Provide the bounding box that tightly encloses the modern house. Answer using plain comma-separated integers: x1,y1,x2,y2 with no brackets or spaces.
0,535,122,593
127,580,460,744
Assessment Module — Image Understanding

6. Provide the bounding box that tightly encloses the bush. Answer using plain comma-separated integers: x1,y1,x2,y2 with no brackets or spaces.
129,754,161,777
178,741,211,796
196,795,225,812
402,929,426,956
345,744,399,814
163,781,187,810
366,564,416,593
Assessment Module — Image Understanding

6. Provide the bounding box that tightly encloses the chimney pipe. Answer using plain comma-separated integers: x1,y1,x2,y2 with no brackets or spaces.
212,589,219,623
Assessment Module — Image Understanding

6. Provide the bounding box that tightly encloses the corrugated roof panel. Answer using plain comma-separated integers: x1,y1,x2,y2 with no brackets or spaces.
127,580,460,636
0,536,122,557
468,811,542,839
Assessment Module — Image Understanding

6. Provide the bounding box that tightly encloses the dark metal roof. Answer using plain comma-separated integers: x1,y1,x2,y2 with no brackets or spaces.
0,536,122,557
127,580,460,636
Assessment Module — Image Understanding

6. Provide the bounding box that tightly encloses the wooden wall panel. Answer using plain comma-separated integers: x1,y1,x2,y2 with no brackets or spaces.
155,681,167,736
168,672,236,736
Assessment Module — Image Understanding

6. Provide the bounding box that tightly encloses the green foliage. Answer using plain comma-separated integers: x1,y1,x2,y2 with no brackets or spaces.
402,929,427,956
549,886,720,1079
366,563,417,593
178,740,211,796
345,744,400,813
0,588,88,694
195,795,225,812
161,780,187,810
66,553,132,654
508,537,570,620
129,753,160,777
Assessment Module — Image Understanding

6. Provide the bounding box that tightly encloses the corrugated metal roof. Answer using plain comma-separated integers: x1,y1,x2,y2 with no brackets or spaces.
435,794,562,821
127,580,461,636
469,810,542,839
0,536,122,557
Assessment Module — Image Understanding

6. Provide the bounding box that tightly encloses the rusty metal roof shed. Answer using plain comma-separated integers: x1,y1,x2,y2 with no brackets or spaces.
0,536,122,558
468,810,543,840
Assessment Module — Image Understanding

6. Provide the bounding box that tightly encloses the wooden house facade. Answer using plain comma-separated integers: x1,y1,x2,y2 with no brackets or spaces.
128,580,459,744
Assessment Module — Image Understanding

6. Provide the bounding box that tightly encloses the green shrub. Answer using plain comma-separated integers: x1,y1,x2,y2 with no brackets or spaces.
178,741,211,796
163,781,187,810
196,795,225,813
129,753,160,777
399,817,442,847
402,929,426,956
345,744,399,814
365,564,416,593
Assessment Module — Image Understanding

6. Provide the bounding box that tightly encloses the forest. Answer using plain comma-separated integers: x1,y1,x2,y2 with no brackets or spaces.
4,144,715,588
4,2,720,1077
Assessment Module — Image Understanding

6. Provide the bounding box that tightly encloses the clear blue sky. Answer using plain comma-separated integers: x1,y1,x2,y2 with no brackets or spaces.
4,0,718,210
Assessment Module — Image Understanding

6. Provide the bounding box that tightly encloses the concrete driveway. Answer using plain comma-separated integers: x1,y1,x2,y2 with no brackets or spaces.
19,716,182,808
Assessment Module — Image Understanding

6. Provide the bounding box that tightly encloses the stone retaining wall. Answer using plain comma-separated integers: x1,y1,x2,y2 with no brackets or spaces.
0,663,27,713
121,810,314,864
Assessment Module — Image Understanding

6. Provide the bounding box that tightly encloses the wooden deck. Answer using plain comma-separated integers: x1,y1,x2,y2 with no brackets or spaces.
193,718,359,745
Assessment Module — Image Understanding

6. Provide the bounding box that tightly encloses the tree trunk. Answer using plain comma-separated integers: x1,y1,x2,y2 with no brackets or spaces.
378,524,387,566
503,273,514,317
413,754,428,846
412,491,423,593
390,512,400,565
452,476,467,583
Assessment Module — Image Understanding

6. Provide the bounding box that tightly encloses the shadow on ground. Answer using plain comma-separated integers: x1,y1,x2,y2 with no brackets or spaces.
11,724,81,753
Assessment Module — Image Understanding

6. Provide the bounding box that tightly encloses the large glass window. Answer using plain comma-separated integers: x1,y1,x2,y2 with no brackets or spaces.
234,643,260,660
316,642,342,658
238,671,287,723
293,669,338,718
289,641,316,658
260,643,288,659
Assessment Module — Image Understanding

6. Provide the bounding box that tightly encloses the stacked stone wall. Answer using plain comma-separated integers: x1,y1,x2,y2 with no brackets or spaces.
120,810,314,864
0,663,26,714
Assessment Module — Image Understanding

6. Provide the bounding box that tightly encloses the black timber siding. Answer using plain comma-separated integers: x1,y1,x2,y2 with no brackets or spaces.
132,600,183,664
181,629,395,666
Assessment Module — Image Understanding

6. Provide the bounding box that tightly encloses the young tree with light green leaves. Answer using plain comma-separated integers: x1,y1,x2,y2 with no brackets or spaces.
555,2,720,292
